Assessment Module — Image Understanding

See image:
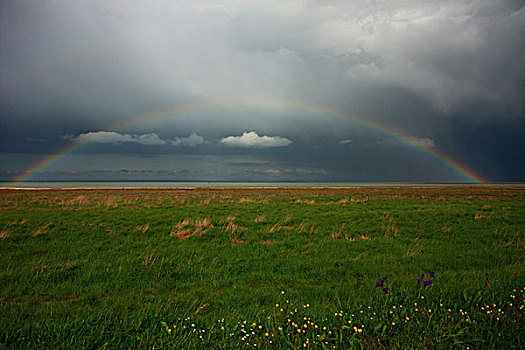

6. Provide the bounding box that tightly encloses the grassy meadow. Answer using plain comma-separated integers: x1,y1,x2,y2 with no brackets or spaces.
0,186,524,349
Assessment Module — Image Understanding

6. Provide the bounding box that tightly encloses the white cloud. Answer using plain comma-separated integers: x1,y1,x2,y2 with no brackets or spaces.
220,131,292,148
72,131,208,147
171,132,206,147
73,131,166,145
340,139,353,144
406,136,436,149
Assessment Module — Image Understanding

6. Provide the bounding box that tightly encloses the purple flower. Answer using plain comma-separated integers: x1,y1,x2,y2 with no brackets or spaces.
383,287,389,293
376,277,387,288
430,272,435,278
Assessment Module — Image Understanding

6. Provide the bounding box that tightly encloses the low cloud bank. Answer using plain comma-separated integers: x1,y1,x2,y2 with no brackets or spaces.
71,131,205,147
220,131,292,148
406,136,436,149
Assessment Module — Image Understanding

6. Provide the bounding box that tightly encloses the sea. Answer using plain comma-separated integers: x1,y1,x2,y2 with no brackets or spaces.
0,181,519,189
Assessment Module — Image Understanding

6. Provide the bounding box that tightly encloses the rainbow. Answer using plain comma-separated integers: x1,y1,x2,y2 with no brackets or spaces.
13,98,486,183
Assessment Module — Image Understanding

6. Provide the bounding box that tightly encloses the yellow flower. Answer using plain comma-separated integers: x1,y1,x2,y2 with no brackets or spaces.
276,304,279,307
265,332,269,337
168,329,172,333
392,322,395,326
278,327,282,331
281,290,285,294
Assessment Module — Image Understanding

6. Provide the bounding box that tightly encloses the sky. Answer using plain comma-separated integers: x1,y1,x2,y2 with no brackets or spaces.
1,0,524,183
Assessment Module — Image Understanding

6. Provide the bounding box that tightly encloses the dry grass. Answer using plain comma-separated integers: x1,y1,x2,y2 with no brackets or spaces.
405,239,422,258
170,218,214,240
0,228,10,240
298,223,309,234
231,237,245,244
135,224,150,234
261,240,276,244
297,223,316,237
331,224,346,239
441,225,452,233
382,214,399,238
33,224,50,238
1,187,522,211
239,198,254,204
254,215,266,223
338,197,368,204
294,199,316,205
268,223,283,233
143,251,156,269
474,213,485,220
199,199,211,206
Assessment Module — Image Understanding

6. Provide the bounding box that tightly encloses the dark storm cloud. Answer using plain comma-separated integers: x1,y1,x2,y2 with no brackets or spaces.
1,0,524,181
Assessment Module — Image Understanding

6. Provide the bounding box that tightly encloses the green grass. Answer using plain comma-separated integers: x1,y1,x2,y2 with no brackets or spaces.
0,187,524,348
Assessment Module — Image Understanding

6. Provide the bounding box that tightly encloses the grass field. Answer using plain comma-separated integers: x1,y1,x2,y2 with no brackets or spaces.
0,186,524,349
